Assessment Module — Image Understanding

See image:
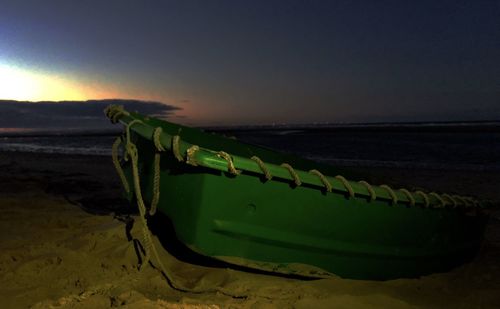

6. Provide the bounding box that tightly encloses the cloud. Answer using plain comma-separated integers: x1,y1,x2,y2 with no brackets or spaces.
0,99,181,130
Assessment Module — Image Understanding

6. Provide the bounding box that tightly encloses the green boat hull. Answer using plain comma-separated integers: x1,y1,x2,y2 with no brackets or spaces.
108,107,489,280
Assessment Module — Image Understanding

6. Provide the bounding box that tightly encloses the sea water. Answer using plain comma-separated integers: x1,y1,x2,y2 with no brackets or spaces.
1,124,499,171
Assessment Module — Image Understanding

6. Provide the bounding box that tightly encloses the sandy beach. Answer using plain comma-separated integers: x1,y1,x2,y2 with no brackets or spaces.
1,151,499,308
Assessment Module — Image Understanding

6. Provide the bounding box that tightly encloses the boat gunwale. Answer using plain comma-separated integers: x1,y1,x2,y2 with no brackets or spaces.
108,106,487,211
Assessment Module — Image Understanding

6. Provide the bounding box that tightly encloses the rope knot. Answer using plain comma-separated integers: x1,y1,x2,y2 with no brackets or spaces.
104,105,130,124
358,180,376,202
380,184,398,205
335,175,355,198
251,156,272,180
281,163,301,186
429,192,446,208
309,169,332,192
186,145,200,166
125,142,138,160
217,151,241,175
415,190,430,208
399,188,415,207
441,194,458,208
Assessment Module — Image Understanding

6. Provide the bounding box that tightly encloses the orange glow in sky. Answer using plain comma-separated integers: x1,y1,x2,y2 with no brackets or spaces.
0,62,169,103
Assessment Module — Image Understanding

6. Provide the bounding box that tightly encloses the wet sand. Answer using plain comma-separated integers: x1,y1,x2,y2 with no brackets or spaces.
0,151,499,308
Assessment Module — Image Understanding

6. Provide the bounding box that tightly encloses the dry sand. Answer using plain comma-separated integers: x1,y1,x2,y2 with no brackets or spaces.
0,151,499,308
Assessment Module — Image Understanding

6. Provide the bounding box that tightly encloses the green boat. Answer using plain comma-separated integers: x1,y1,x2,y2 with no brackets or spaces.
104,105,489,280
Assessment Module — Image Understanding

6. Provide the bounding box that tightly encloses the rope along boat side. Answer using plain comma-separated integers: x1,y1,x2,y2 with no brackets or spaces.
105,104,490,280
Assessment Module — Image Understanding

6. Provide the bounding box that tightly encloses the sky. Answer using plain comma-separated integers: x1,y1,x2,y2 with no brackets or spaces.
0,0,498,127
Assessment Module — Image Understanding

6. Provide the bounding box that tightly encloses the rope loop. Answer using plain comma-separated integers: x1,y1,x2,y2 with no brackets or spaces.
125,142,138,161
111,137,130,194
358,180,376,201
452,195,468,208
399,188,415,207
125,119,143,145
217,151,241,175
415,190,430,208
171,135,184,162
441,193,458,208
472,198,480,208
380,184,398,205
309,169,332,192
105,106,250,297
464,197,477,208
429,192,446,208
251,156,272,180
281,163,302,186
335,175,355,198
153,127,166,152
104,105,130,123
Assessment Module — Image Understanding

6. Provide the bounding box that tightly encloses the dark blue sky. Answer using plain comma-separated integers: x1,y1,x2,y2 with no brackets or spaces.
0,0,498,125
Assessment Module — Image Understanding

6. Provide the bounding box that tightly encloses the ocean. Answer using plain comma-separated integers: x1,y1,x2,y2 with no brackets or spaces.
1,123,499,171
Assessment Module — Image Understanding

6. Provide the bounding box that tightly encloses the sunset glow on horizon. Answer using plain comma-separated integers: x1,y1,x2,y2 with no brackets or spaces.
0,62,87,101
0,61,181,107
2,62,143,103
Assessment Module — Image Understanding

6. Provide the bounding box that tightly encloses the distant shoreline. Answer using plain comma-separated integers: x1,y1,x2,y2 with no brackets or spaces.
210,121,500,134
0,128,122,138
2,120,500,137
